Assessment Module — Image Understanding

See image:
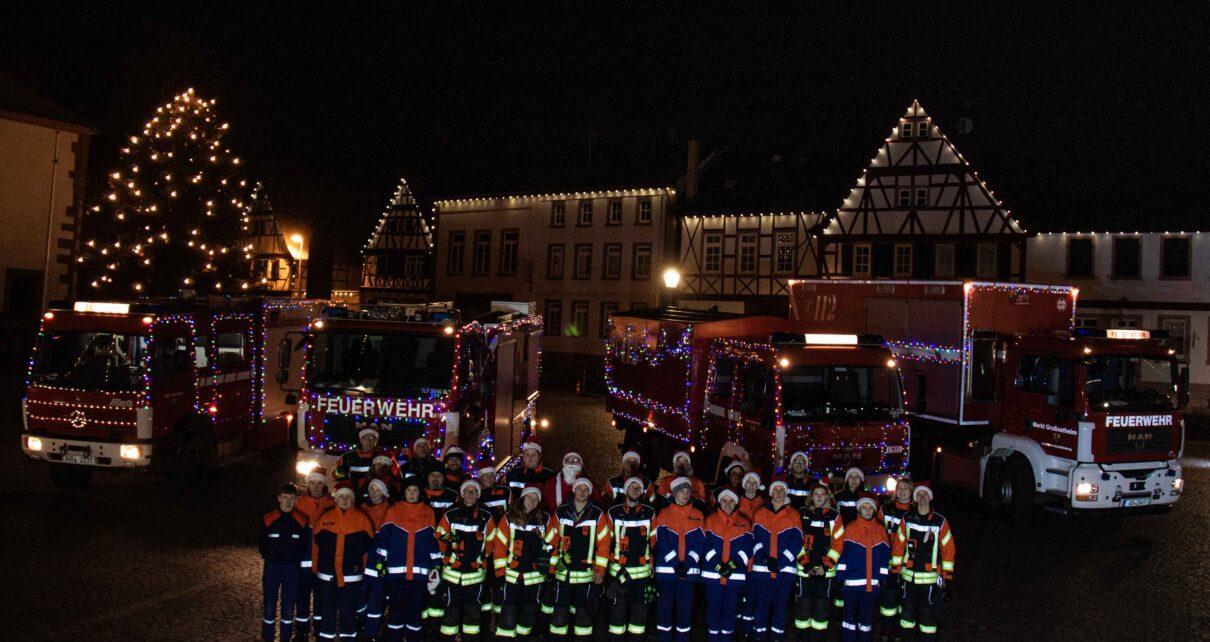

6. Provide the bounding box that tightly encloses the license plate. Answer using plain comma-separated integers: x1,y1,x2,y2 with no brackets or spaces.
1122,497,1151,508
62,454,95,465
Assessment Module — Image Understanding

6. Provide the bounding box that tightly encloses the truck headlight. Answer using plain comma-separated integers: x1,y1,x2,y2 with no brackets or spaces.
1172,478,1184,492
26,436,43,452
1075,482,1098,499
886,477,898,493
119,444,141,460
296,459,319,477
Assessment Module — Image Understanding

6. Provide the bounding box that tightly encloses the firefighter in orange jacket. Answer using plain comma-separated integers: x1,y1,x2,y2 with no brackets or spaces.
651,477,706,642
313,485,375,641
891,483,955,640
702,489,754,642
294,467,334,641
435,479,496,642
365,478,440,642
550,477,611,639
491,486,560,639
825,497,891,642
750,480,804,642
652,450,708,509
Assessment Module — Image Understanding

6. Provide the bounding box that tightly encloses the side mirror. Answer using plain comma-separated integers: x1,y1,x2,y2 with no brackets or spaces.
1179,366,1190,409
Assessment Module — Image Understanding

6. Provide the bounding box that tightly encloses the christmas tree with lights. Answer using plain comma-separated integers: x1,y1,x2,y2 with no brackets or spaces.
78,88,253,296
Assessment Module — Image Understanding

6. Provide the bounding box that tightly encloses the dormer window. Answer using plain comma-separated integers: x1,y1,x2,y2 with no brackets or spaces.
901,121,913,139
916,121,929,138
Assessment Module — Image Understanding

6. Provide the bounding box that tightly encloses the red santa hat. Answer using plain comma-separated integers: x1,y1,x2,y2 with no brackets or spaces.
572,477,594,493
367,478,389,497
520,441,543,455
305,466,328,484
477,465,496,478
717,489,739,504
621,450,641,464
459,479,482,495
742,471,762,489
845,467,866,483
520,486,542,502
333,484,356,500
670,476,693,494
444,446,465,461
769,480,789,492
672,450,691,467
624,476,647,492
913,481,934,500
856,496,879,512
789,451,809,466
358,427,379,441
371,455,392,468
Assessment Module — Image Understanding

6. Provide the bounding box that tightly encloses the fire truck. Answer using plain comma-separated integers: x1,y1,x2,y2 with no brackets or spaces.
789,280,1187,516
21,298,324,492
288,301,543,477
604,307,909,489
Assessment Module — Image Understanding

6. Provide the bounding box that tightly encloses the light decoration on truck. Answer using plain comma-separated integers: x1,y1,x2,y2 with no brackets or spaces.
604,321,696,440
885,340,962,364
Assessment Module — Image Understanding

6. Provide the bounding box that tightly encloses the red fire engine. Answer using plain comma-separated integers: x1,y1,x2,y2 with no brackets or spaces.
789,280,1187,515
288,301,543,476
604,307,908,488
21,298,324,491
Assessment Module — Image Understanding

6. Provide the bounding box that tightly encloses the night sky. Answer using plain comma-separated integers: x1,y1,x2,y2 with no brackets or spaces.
4,4,1209,266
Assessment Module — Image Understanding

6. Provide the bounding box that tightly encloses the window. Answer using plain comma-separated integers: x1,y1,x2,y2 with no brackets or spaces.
600,301,619,338
573,244,592,279
1161,237,1191,278
1066,238,1094,277
969,334,997,402
1159,315,1190,361
577,200,593,226
637,199,653,224
216,331,247,365
603,244,622,280
1075,317,1099,329
571,301,589,337
916,121,929,138
153,336,192,378
740,366,772,416
544,300,562,336
900,121,913,139
893,244,913,277
775,232,795,273
976,243,998,278
1016,354,1075,406
1112,237,1141,278
447,231,465,275
738,233,758,273
551,201,566,227
897,189,910,208
632,243,652,280
607,200,623,225
853,244,872,276
404,255,424,276
547,244,565,280
499,229,519,276
704,233,722,273
711,358,735,397
915,188,928,208
472,230,492,275
934,243,955,278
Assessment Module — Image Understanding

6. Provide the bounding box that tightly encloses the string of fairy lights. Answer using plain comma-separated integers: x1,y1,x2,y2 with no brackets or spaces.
77,88,253,295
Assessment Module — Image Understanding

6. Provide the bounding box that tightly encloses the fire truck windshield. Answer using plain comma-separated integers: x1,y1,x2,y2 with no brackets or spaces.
30,331,149,392
308,330,456,397
779,365,903,421
1085,355,1178,411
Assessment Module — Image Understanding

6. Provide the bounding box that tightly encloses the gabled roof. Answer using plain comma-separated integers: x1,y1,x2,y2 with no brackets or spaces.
0,70,95,133
363,177,433,254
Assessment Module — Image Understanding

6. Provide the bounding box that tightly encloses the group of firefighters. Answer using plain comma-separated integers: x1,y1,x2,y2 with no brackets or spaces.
260,428,956,642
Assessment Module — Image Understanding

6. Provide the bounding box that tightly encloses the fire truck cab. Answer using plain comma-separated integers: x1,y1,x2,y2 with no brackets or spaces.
289,301,542,477
789,280,1187,516
21,298,322,492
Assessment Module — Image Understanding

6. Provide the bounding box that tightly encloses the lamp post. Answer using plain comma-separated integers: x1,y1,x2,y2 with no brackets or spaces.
660,267,681,307
290,233,306,298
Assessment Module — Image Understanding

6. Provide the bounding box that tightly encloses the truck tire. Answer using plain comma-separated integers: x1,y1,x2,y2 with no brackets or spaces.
49,463,93,491
1002,457,1035,523
982,458,1005,512
168,433,216,499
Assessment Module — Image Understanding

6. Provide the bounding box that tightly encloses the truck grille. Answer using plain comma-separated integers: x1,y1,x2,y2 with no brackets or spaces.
320,414,426,451
1106,427,1171,455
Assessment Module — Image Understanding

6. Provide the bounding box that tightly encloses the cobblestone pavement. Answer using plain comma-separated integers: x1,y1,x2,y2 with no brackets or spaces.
2,389,1208,641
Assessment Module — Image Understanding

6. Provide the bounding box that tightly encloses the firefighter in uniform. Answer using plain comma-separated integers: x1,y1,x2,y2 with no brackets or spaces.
441,446,467,491
400,436,441,483
313,486,375,641
834,467,873,525
795,483,842,640
750,480,804,642
652,451,709,508
604,477,656,641
491,486,560,640
260,483,308,642
295,467,334,641
434,479,496,642
702,489,754,642
365,478,440,642
479,465,510,516
359,478,392,637
506,441,557,504
826,497,891,642
334,428,382,491
780,451,814,509
737,470,766,633
711,460,747,506
425,469,459,517
651,477,706,642
545,451,587,512
607,451,652,506
550,477,611,639
879,476,914,639
891,483,955,640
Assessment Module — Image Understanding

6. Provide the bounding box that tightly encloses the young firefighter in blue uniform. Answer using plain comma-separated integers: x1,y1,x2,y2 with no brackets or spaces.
260,483,309,642
825,497,891,642
365,477,440,642
701,489,754,642
604,476,657,641
651,476,706,642
750,480,804,642
795,482,843,640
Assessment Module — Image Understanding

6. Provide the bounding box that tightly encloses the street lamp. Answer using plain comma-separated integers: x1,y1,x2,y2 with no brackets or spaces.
660,267,681,307
289,234,307,298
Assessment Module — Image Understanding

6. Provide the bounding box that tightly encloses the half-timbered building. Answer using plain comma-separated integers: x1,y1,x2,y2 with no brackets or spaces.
243,182,297,293
360,178,433,303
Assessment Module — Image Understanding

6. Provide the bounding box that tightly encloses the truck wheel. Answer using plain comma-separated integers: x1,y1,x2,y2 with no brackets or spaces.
168,434,216,499
49,464,92,491
982,458,1005,512
1002,457,1035,523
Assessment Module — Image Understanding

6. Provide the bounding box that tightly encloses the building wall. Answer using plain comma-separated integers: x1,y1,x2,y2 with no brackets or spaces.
1029,231,1210,408
0,115,86,316
434,188,676,385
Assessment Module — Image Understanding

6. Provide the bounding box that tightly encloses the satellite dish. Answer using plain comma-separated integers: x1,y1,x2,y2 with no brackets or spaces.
955,117,974,135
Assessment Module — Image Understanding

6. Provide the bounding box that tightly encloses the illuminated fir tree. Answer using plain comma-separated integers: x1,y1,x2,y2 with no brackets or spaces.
78,88,253,296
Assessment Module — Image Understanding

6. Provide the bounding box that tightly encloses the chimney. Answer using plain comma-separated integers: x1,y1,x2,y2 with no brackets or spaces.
685,138,700,202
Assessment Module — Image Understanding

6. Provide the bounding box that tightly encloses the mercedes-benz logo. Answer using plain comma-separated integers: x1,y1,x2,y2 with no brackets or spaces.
69,410,87,429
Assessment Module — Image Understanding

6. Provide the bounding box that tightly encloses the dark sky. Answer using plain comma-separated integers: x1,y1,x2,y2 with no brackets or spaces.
4,3,1209,263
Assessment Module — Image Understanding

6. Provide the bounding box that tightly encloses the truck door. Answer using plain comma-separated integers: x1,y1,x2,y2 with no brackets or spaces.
735,363,777,468
492,333,518,461
704,352,737,448
1006,352,1079,457
209,317,255,445
150,323,196,437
